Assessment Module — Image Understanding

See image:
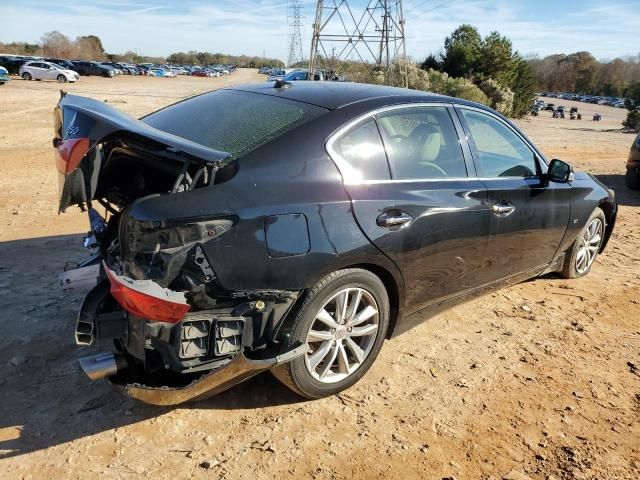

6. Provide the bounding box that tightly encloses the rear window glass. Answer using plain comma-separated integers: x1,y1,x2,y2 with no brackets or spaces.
143,90,328,158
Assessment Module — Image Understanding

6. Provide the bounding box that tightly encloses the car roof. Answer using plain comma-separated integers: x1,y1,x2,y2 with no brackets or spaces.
226,81,482,111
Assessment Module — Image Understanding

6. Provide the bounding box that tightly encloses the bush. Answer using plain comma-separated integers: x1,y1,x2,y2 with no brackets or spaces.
342,61,490,107
479,78,514,115
424,69,489,105
450,82,490,105
623,110,640,132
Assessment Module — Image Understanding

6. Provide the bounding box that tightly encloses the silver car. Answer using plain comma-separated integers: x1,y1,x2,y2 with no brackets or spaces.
20,61,80,83
266,68,298,82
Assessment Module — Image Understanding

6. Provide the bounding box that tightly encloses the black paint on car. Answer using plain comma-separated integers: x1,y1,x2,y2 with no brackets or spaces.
55,82,617,404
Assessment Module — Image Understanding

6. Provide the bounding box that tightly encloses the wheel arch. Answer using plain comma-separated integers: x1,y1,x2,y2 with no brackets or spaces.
597,199,616,252
337,262,403,339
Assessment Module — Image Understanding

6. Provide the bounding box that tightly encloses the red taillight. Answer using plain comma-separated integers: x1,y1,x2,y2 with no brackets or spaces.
104,265,190,324
55,138,90,174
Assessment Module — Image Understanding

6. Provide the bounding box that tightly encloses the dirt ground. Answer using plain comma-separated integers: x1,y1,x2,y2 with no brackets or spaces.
0,73,638,480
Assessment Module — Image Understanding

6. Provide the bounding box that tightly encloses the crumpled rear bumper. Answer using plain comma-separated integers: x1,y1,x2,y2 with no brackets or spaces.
109,344,308,406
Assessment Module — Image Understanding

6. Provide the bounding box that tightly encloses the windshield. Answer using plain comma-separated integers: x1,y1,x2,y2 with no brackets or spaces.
143,89,328,158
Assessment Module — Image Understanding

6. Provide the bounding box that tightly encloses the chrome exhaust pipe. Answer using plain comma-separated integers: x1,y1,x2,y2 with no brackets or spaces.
79,352,126,381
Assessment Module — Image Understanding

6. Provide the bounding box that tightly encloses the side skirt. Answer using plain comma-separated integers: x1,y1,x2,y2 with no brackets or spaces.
391,262,555,338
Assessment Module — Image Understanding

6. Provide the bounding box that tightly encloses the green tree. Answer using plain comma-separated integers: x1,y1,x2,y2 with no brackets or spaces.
421,54,441,71
478,32,515,86
510,58,537,117
572,51,598,93
623,81,640,131
441,24,482,78
423,25,537,117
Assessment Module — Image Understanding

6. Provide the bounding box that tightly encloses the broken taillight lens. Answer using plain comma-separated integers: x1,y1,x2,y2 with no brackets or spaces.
54,138,90,174
104,264,190,324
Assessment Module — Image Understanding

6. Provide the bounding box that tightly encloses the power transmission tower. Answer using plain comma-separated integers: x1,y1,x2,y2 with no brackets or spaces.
287,0,305,67
309,0,407,86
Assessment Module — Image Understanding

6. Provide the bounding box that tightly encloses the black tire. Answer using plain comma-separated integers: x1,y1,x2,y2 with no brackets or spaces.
625,168,640,190
22,72,31,80
57,74,67,83
559,207,606,279
272,268,389,399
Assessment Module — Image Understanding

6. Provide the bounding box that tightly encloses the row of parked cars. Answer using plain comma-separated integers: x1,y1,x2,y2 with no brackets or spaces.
258,66,348,82
0,54,236,83
541,92,627,109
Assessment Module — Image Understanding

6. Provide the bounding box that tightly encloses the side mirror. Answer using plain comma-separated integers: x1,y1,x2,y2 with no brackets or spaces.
547,159,574,183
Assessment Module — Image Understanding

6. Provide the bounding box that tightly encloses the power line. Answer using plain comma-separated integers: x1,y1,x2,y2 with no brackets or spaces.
412,0,455,19
404,0,455,19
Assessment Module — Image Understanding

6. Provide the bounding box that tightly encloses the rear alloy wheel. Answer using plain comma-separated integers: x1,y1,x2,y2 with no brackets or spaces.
560,207,606,278
57,74,67,83
304,287,379,383
272,269,389,398
22,72,32,80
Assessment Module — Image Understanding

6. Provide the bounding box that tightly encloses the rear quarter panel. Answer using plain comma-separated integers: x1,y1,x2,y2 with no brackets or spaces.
124,112,405,297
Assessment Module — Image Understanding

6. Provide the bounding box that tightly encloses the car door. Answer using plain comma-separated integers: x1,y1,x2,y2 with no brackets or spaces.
29,62,44,79
456,106,571,281
43,63,57,80
327,104,490,315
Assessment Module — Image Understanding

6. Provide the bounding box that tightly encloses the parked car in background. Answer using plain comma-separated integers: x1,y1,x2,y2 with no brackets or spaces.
147,67,175,77
283,69,324,81
0,55,28,74
19,61,80,82
100,62,127,74
0,66,10,85
147,68,164,77
44,58,76,71
55,82,616,405
267,68,298,81
72,61,115,77
625,133,640,189
190,69,209,77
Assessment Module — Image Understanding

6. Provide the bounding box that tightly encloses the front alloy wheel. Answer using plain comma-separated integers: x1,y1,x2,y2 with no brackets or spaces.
272,269,389,399
575,217,603,274
560,207,606,278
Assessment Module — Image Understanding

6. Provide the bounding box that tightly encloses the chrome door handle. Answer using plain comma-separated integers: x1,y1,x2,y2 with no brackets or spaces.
377,211,413,228
491,202,515,217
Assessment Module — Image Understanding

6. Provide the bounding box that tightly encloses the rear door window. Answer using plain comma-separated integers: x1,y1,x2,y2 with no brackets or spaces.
331,119,390,182
377,106,467,179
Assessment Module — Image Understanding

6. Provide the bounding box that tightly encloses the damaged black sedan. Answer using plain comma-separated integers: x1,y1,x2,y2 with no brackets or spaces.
56,82,616,405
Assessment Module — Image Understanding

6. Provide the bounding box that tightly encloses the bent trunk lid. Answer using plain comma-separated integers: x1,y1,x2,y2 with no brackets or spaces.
55,92,230,213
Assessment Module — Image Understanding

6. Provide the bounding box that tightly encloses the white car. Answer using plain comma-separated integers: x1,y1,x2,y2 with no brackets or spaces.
20,61,79,83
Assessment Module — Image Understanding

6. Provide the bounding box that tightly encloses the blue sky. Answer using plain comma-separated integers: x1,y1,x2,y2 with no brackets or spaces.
0,0,638,62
